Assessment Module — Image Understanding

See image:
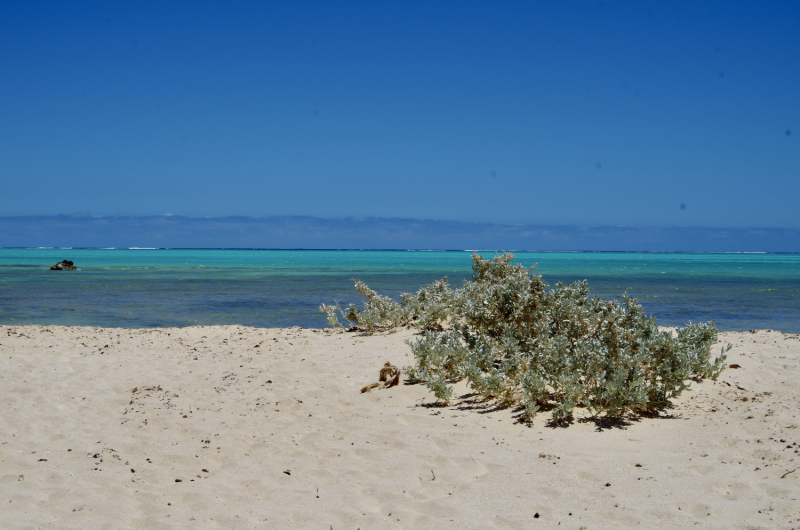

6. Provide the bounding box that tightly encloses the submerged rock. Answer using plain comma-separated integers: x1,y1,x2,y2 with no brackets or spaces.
50,260,77,271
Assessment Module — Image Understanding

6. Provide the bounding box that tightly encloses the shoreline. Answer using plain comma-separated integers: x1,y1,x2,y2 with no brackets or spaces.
2,325,798,528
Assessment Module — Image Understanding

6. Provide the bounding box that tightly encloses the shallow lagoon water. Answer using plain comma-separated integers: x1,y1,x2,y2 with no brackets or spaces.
1,249,798,332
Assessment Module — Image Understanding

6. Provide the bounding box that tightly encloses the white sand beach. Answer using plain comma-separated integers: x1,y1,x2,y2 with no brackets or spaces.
1,325,799,529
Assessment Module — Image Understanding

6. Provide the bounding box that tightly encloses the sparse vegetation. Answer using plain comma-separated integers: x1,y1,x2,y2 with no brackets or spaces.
322,253,729,422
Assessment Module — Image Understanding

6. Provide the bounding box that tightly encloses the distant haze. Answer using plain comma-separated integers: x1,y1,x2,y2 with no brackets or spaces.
1,216,798,252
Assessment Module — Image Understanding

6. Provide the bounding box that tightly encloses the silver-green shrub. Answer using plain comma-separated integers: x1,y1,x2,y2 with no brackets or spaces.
323,253,729,422
319,280,414,333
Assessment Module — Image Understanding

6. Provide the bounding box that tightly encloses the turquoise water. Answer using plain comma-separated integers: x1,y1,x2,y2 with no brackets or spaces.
1,248,798,332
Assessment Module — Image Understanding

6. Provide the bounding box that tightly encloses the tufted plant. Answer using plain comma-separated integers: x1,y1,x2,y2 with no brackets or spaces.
323,252,729,422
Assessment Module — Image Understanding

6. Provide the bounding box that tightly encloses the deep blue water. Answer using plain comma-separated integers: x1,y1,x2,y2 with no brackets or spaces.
1,249,798,332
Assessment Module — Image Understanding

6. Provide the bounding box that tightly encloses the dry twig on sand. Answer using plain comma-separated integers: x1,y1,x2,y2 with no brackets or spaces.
361,362,401,393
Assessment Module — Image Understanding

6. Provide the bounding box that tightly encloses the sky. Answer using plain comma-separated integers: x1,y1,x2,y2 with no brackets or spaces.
1,1,798,230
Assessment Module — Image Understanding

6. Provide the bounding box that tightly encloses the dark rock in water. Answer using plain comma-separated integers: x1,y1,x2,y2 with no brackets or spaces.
50,260,77,271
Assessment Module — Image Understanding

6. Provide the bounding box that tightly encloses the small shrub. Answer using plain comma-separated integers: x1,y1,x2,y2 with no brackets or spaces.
323,253,729,421
319,280,414,333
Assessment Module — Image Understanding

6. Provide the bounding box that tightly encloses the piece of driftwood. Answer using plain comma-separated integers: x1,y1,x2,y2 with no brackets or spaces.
361,362,401,393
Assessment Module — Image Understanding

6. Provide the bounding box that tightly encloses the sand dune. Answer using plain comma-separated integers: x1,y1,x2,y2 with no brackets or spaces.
1,325,798,529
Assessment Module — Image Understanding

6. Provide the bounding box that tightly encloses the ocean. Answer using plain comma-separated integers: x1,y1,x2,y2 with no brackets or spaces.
1,248,798,332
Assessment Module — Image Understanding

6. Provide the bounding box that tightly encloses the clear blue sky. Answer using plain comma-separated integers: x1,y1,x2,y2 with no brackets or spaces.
1,1,798,228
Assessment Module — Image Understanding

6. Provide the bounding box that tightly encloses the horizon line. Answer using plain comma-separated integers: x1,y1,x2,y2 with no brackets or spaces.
1,247,797,255
1,214,798,232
